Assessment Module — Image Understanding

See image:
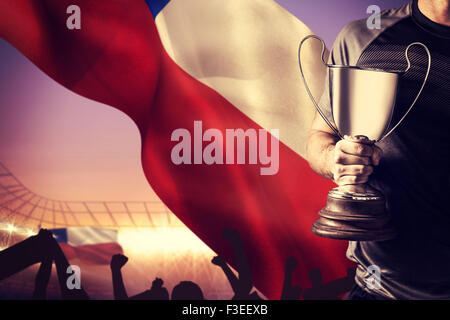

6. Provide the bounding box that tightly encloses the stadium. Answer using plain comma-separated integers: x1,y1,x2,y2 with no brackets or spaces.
0,162,235,299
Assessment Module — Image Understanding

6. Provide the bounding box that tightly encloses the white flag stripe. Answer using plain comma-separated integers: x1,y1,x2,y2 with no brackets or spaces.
67,227,118,246
155,0,328,158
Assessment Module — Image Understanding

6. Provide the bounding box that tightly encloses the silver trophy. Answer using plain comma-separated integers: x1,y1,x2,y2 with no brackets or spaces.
298,35,430,241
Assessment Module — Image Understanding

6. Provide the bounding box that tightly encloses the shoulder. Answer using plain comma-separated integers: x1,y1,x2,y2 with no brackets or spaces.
330,3,412,65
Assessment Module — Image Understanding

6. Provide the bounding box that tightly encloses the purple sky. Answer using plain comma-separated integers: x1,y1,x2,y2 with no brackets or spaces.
0,0,410,201
0,39,155,201
276,0,409,47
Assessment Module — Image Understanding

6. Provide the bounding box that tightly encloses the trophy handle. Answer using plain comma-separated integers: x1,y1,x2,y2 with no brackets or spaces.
379,42,431,141
298,35,342,139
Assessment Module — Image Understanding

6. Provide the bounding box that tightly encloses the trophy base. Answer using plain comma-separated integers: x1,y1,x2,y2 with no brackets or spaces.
311,185,397,241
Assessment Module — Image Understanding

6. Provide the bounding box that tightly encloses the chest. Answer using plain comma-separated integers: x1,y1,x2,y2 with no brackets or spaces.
357,38,450,139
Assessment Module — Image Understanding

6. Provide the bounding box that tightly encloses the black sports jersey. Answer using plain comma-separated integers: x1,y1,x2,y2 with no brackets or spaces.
319,0,450,299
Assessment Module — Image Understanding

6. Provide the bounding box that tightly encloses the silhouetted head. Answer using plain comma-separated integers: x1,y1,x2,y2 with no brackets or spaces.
308,268,322,286
171,281,204,300
148,277,169,300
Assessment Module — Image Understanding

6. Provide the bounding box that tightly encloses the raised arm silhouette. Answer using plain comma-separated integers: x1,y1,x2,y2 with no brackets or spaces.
0,229,54,282
110,253,130,300
212,227,262,300
280,257,302,300
302,267,356,300
32,258,52,300
110,253,170,300
51,230,90,300
0,229,89,300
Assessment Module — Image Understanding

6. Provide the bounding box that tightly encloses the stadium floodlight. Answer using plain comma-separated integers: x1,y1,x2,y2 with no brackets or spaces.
25,229,36,237
6,224,17,233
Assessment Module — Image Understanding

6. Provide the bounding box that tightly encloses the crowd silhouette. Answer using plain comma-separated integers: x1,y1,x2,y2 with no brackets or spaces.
0,229,89,299
0,227,355,300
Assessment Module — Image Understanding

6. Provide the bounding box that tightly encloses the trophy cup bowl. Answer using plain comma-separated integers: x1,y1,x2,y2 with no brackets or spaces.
298,35,431,241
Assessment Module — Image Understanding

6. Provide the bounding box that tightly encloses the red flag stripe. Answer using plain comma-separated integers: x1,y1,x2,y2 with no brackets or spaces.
59,243,123,265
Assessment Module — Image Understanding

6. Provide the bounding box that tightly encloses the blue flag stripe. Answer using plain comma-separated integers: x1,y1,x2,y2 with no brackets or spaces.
145,0,171,18
50,228,68,243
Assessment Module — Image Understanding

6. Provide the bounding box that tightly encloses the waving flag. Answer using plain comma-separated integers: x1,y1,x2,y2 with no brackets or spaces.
0,0,354,298
51,227,123,265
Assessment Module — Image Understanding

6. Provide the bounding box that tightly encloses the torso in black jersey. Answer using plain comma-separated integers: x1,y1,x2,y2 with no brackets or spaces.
320,0,450,299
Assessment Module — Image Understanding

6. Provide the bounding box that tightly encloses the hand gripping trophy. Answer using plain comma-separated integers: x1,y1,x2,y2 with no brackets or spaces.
298,35,431,241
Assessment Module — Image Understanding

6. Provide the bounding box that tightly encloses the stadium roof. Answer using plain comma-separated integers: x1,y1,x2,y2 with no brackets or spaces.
0,162,184,230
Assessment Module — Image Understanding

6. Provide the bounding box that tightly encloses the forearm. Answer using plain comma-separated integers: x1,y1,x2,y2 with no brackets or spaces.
53,241,89,300
111,269,128,300
220,265,240,292
0,234,51,281
32,259,52,300
306,129,339,180
280,273,292,300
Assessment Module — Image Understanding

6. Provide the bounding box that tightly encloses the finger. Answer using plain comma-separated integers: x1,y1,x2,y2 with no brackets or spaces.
334,152,371,165
334,164,373,177
335,174,370,186
343,135,373,144
372,145,383,166
337,139,374,157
